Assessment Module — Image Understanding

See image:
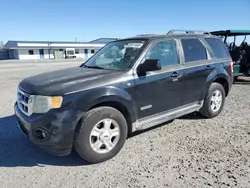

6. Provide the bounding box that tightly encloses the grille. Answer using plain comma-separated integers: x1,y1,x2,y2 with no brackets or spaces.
17,89,34,116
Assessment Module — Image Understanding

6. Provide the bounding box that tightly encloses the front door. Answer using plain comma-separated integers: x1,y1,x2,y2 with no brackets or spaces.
180,38,214,105
39,49,44,59
134,39,185,119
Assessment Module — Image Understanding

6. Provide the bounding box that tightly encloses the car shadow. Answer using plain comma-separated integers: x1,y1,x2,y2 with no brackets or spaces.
128,112,206,138
0,115,88,167
234,78,250,85
128,120,174,138
178,112,206,120
1,112,206,167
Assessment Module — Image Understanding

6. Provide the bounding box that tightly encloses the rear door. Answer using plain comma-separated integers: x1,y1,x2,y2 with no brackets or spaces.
180,37,214,105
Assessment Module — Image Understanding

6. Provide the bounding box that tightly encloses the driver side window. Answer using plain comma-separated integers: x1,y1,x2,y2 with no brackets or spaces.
144,40,179,67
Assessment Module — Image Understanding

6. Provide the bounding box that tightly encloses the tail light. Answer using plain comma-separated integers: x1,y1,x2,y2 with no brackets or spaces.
230,60,234,76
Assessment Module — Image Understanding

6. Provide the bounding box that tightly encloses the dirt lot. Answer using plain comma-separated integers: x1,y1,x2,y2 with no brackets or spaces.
0,63,249,188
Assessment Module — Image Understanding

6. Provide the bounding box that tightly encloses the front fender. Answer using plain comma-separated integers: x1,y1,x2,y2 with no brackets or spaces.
73,86,137,122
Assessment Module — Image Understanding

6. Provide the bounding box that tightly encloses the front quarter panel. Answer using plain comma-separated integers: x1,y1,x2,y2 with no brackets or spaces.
68,84,138,123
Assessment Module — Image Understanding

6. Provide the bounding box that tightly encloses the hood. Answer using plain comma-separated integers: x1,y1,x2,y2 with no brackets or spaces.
19,67,120,96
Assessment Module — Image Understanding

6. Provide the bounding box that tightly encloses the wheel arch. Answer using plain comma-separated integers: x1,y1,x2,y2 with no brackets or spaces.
206,69,230,97
212,76,229,97
74,87,137,136
90,100,134,135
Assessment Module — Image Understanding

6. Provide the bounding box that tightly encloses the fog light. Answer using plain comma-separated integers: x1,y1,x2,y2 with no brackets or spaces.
33,128,49,141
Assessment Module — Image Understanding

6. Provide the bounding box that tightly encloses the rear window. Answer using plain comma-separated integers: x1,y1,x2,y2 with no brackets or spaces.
205,38,229,59
181,39,207,62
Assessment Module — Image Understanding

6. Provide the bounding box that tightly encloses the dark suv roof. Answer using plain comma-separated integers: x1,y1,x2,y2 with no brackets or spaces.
120,33,216,42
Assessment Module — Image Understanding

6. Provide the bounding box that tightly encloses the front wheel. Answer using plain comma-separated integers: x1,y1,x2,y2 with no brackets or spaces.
74,107,128,164
200,83,226,118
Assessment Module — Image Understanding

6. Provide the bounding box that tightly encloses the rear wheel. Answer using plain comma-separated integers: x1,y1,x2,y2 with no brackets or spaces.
246,68,250,76
74,107,128,164
200,83,226,118
234,76,238,82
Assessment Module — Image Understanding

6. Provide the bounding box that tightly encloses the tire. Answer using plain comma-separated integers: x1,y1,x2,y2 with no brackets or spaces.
234,76,238,83
200,83,226,118
74,106,128,164
247,68,250,76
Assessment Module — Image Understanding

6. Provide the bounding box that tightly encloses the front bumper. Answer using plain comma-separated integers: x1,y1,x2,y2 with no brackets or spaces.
14,103,83,156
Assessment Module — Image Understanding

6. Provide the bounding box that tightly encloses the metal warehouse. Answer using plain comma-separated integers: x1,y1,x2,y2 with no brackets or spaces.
3,38,118,60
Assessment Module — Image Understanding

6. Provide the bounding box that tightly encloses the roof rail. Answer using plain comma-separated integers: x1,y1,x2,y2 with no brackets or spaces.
167,30,211,35
135,34,158,36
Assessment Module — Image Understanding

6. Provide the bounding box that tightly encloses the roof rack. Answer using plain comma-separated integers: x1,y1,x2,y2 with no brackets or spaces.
135,34,158,36
167,30,211,35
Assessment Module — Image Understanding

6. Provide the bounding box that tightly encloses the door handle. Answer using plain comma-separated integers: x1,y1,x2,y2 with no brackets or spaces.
205,65,211,70
171,72,178,78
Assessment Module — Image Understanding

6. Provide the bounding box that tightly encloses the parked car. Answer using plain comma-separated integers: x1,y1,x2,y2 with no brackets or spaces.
65,48,76,59
211,30,250,80
15,30,234,163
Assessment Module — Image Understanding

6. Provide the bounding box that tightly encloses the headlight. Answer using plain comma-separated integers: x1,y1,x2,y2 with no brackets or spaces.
33,95,63,113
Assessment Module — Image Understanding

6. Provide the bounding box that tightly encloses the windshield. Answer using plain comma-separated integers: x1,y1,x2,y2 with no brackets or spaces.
83,39,146,70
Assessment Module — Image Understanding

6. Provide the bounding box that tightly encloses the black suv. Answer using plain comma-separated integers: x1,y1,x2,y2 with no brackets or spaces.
15,30,234,163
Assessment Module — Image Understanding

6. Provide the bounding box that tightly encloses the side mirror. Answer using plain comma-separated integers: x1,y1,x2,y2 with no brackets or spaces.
137,59,161,74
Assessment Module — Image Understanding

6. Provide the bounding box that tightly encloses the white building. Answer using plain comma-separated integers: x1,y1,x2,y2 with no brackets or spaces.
4,38,118,60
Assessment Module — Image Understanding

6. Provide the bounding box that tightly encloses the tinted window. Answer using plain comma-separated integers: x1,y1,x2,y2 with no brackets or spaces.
28,50,34,55
75,49,80,54
181,39,207,62
144,40,178,67
205,38,229,59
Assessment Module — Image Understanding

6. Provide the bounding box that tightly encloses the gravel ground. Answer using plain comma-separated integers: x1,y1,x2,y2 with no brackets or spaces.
0,64,249,188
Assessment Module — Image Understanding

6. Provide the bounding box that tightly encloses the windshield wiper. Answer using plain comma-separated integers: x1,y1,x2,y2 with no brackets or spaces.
82,65,104,69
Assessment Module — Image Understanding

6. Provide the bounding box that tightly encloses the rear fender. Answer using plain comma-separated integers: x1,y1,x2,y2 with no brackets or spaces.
205,67,230,97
